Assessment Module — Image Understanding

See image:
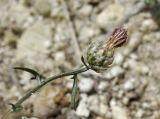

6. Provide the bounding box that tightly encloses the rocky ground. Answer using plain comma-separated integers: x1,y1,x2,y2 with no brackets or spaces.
0,0,160,119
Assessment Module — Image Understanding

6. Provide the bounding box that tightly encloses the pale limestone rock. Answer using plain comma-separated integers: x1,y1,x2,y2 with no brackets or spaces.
79,78,94,93
34,0,51,16
97,4,124,30
76,94,90,117
16,20,54,71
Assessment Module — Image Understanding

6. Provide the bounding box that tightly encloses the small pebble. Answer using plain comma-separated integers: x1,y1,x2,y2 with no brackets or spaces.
111,105,128,119
78,5,93,17
97,81,109,92
135,109,144,118
114,52,124,65
76,94,90,117
79,78,94,93
104,66,124,79
97,4,124,30
123,78,136,91
88,95,109,117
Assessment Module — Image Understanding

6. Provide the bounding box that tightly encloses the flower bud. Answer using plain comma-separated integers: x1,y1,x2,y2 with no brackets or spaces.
83,28,128,72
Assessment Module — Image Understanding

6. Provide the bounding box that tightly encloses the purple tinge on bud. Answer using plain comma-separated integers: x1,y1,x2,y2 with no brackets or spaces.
107,28,128,49
84,28,128,72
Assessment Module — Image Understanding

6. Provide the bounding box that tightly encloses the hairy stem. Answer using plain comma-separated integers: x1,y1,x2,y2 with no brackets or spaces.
14,66,89,108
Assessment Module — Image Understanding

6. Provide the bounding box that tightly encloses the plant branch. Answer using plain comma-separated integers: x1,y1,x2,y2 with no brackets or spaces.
71,74,78,109
13,66,89,111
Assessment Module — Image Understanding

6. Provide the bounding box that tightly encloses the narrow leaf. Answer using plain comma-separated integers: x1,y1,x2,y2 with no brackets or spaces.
14,67,45,83
8,103,23,112
71,75,79,110
81,56,90,69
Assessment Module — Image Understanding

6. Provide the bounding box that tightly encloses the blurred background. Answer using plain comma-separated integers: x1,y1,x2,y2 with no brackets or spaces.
0,0,160,119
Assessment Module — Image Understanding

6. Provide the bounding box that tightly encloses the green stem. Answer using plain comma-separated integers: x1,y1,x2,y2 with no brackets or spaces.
71,75,78,109
14,66,89,108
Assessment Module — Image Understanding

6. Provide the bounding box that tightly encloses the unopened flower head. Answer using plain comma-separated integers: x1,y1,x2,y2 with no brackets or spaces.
83,28,128,72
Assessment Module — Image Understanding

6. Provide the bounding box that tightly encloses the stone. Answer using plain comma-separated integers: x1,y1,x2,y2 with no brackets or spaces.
76,94,90,117
67,110,80,119
88,95,100,113
97,81,109,92
4,30,18,47
78,78,94,93
123,78,137,91
16,20,54,72
140,18,158,32
110,99,128,119
138,32,160,59
122,32,142,57
25,95,55,118
10,3,31,27
95,117,104,119
77,5,93,17
122,97,129,105
135,109,144,118
34,0,51,16
97,4,124,31
79,25,100,43
54,52,65,63
88,95,110,117
123,59,149,75
114,52,124,65
129,53,139,60
111,105,128,119
104,66,124,79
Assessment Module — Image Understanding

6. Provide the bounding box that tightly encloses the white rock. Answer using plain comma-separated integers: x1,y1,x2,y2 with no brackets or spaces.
97,81,109,91
95,117,104,119
76,94,90,117
140,19,158,32
141,65,149,74
34,0,51,16
111,105,128,119
16,20,53,71
54,52,65,62
67,110,80,119
79,78,94,93
97,4,124,30
123,59,149,74
23,16,35,28
114,52,124,65
79,26,96,42
66,81,73,90
129,53,139,60
88,95,109,117
122,97,129,105
135,109,144,118
10,3,31,28
0,82,6,92
44,40,51,49
104,66,124,79
78,5,93,17
142,102,150,109
88,95,99,113
110,99,128,119
123,78,136,91
122,32,142,56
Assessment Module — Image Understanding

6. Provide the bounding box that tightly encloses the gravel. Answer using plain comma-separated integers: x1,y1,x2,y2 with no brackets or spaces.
0,0,160,119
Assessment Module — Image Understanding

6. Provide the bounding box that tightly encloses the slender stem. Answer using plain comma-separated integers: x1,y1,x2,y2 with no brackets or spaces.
14,66,89,107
